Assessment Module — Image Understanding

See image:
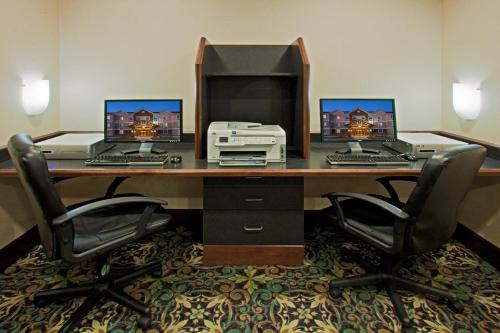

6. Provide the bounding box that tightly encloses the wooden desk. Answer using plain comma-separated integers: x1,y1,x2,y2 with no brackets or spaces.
1,143,500,178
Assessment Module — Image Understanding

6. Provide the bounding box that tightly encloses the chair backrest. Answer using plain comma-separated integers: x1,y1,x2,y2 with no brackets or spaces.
7,134,67,260
404,144,486,253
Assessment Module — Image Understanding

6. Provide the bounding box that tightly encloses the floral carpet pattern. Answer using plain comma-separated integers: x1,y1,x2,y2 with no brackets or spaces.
0,223,499,333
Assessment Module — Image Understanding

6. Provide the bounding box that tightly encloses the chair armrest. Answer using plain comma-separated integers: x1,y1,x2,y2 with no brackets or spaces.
323,192,410,220
53,196,166,226
376,176,419,204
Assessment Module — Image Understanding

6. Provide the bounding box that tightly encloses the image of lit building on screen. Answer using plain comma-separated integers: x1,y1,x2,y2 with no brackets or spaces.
322,108,394,140
107,109,180,141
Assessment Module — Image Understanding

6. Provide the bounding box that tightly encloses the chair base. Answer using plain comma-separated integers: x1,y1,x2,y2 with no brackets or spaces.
330,249,464,333
33,259,162,333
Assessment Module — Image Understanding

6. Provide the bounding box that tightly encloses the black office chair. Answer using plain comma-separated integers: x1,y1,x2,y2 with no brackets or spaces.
8,133,172,332
322,144,486,333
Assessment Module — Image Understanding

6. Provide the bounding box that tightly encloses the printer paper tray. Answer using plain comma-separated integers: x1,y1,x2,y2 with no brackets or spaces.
219,160,267,167
218,151,267,167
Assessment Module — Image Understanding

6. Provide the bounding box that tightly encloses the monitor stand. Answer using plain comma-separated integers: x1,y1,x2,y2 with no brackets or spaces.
121,142,167,155
336,142,380,155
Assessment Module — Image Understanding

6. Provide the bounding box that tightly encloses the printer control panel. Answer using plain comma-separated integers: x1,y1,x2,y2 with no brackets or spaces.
216,136,276,146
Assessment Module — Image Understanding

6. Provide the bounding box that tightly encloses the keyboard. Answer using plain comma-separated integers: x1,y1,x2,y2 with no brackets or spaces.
326,153,411,166
85,154,169,166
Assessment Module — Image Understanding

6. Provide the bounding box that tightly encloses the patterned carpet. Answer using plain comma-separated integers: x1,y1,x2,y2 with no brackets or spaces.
0,222,499,333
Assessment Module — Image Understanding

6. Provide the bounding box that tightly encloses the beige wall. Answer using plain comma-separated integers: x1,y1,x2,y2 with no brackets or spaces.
0,0,60,146
442,0,500,144
440,0,500,244
56,176,203,209
458,177,500,247
0,0,60,247
0,178,38,249
59,0,443,133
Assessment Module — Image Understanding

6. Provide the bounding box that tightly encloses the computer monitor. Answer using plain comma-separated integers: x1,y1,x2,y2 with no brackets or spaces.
320,98,397,142
105,99,182,153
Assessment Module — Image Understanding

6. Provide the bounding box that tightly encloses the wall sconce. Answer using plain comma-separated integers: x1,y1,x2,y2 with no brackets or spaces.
452,83,480,120
22,80,50,116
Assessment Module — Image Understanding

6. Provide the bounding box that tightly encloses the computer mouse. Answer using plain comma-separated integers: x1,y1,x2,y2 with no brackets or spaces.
401,153,418,161
170,155,182,164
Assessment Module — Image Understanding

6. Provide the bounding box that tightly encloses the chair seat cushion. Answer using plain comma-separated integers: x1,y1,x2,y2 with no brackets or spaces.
344,218,394,248
336,195,398,249
70,195,171,253
339,194,402,226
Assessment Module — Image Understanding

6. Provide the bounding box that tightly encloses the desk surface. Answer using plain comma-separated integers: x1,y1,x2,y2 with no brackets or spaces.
1,140,500,177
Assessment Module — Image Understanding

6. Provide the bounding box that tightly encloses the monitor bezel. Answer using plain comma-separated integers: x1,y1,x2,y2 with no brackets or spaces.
319,98,398,142
104,99,183,143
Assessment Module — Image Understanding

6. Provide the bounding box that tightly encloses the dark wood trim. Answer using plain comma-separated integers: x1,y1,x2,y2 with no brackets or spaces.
434,131,500,150
296,37,310,66
296,37,310,160
4,166,500,177
195,37,207,159
453,223,499,270
203,245,304,266
195,37,207,66
0,226,40,273
434,130,500,160
0,168,426,177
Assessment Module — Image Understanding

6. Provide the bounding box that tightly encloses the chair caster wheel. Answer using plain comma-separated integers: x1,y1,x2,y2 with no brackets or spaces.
151,269,163,278
448,300,464,313
338,248,351,261
329,287,342,298
137,315,152,329
33,297,49,307
402,327,416,333
401,317,415,333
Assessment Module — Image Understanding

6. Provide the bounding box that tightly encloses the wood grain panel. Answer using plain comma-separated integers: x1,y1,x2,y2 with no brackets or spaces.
298,37,310,159
203,245,304,266
195,37,208,159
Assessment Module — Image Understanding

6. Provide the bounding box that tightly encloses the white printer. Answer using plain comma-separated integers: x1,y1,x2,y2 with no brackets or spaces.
384,132,468,158
207,122,286,166
36,133,113,159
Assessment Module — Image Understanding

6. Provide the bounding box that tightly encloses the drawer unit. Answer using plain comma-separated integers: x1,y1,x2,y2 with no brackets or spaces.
204,210,303,245
203,176,304,265
204,186,303,210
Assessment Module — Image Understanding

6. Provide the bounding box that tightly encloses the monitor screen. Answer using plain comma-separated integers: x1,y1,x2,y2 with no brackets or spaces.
105,99,182,143
320,98,397,142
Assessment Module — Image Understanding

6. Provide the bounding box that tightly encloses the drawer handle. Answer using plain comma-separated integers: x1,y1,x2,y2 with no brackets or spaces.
245,196,263,202
245,176,263,180
243,224,264,232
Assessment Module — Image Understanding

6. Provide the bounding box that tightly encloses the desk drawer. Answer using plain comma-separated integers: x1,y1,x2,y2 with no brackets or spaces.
203,210,304,245
204,186,303,210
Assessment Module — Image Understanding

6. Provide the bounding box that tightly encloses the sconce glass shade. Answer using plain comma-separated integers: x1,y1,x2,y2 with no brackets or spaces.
22,80,50,116
453,83,480,120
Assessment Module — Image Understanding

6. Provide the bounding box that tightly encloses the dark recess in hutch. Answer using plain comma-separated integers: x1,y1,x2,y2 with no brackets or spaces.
195,37,310,159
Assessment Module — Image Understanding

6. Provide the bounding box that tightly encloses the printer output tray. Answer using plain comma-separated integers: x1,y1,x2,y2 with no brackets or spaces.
218,151,267,167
